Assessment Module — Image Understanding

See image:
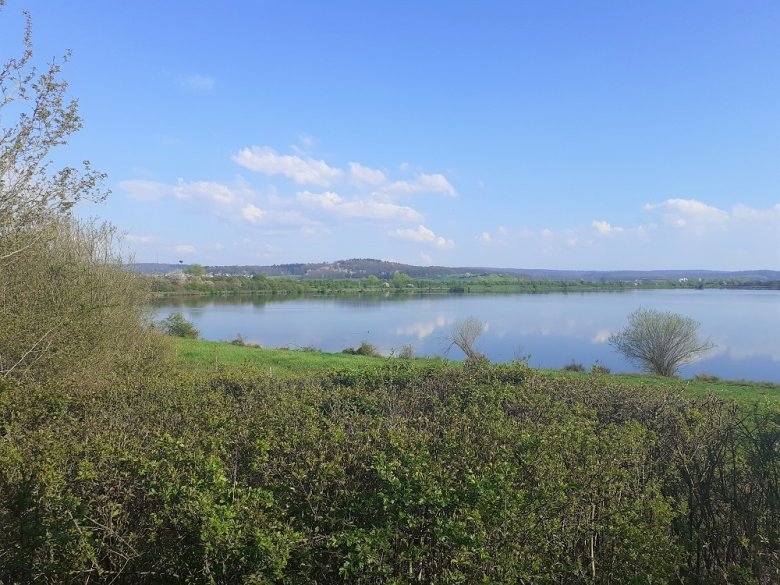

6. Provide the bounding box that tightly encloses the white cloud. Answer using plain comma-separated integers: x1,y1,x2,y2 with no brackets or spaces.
592,220,625,236
241,203,265,223
119,179,239,207
349,162,386,185
731,203,780,224
264,210,321,226
119,177,324,232
643,198,729,229
174,244,196,255
173,179,236,205
179,74,215,91
290,134,316,156
420,252,433,265
387,172,457,197
480,231,492,244
233,146,343,186
297,190,423,222
388,224,455,249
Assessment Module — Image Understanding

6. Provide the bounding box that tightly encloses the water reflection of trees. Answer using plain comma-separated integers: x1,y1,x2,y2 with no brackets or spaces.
151,291,472,311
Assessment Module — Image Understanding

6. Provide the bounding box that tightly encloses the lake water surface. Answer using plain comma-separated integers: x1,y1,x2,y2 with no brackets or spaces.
154,289,780,382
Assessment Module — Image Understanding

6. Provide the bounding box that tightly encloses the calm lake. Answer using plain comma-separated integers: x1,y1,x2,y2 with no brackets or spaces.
153,289,780,382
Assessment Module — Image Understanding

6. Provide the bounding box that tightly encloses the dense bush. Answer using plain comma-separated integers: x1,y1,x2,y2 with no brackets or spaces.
158,312,200,339
1,362,777,583
562,361,586,372
342,341,381,357
0,219,171,384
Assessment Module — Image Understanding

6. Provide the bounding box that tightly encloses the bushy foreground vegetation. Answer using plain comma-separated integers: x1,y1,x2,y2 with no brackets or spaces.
1,360,778,583
2,6,778,583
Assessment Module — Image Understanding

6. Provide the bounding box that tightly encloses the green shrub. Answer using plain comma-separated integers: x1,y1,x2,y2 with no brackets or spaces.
562,361,586,372
1,360,777,582
159,313,199,339
1,219,171,385
342,341,381,357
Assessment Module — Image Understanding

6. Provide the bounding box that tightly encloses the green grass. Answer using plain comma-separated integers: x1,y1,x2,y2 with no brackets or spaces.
174,338,780,404
174,337,445,377
543,369,780,404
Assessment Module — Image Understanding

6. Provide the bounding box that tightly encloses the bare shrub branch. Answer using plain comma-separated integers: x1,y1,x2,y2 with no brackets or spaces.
444,317,487,362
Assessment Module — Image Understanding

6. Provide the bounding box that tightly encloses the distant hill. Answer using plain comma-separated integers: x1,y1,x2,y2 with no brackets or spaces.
132,259,780,283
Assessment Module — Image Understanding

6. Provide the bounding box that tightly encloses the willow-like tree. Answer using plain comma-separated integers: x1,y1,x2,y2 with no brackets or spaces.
445,317,487,362
609,308,714,377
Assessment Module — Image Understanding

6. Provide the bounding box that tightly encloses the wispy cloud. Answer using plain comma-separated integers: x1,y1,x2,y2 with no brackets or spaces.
233,146,344,187
174,244,196,255
386,172,457,197
178,74,215,91
120,179,240,207
349,162,386,186
297,190,423,222
643,198,729,231
730,203,780,224
388,224,455,249
231,144,457,198
118,179,171,202
241,203,265,223
592,220,625,236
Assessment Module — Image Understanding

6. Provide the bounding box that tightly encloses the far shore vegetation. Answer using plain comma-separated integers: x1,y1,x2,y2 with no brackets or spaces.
145,266,780,299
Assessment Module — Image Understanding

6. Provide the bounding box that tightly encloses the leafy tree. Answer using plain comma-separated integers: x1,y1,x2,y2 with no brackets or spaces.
609,307,714,377
391,271,413,288
184,263,206,277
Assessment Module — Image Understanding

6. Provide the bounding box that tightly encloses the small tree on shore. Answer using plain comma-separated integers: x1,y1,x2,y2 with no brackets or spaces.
609,308,714,377
159,313,199,339
445,317,487,362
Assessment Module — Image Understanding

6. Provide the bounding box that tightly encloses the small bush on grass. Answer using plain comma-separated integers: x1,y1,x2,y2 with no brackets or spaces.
397,344,415,359
562,361,586,372
159,313,199,339
342,341,381,357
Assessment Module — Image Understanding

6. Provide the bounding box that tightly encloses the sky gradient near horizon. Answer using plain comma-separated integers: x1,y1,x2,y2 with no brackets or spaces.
3,1,779,269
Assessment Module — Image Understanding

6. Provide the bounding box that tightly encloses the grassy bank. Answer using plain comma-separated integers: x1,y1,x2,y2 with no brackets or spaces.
174,337,780,404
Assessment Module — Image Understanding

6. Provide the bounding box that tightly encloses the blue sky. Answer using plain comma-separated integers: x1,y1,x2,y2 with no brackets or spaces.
3,1,779,269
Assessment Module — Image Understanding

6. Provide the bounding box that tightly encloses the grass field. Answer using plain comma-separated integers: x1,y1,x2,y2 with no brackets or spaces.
174,337,780,404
